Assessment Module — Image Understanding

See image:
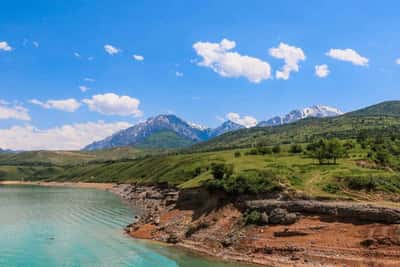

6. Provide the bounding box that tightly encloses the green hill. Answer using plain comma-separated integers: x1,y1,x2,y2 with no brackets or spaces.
189,101,400,152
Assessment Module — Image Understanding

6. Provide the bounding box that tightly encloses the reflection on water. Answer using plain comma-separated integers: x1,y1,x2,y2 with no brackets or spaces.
0,185,248,267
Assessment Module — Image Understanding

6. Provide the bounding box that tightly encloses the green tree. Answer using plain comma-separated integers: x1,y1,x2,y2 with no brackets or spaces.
210,163,234,180
326,138,345,164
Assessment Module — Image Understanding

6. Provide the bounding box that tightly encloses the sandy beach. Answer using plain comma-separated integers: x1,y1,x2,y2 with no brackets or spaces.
0,180,114,190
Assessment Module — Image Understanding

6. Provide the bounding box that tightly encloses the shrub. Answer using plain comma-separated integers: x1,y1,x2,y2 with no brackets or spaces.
210,163,233,180
289,144,303,154
322,183,340,194
234,151,241,158
244,210,262,225
206,169,282,195
272,145,281,154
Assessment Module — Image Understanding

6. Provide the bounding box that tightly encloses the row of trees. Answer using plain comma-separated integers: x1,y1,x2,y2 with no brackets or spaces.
306,138,347,164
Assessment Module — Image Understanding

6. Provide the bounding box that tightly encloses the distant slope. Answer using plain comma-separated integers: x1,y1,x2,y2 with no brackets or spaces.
257,105,343,127
346,101,400,117
83,114,244,151
190,101,400,152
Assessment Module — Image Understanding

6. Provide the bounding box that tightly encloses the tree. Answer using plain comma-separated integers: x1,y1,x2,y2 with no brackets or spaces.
289,144,303,154
326,138,345,164
307,138,345,164
210,163,234,180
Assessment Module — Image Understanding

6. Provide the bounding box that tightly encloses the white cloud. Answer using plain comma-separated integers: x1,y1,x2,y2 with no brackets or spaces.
73,52,81,58
0,102,30,121
30,98,81,112
175,71,183,77
32,41,39,48
0,41,12,52
396,58,400,65
0,121,132,151
84,77,95,82
226,112,257,128
315,64,329,78
79,85,90,92
193,38,271,83
269,42,306,80
104,44,120,55
326,48,368,66
83,93,142,117
132,54,144,61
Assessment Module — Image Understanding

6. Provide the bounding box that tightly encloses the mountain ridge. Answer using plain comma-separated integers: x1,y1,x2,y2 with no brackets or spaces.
83,104,343,151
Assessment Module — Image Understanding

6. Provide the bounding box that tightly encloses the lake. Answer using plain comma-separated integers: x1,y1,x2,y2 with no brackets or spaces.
0,185,248,267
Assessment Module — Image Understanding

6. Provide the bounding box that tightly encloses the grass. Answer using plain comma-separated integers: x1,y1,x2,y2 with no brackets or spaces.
1,141,399,201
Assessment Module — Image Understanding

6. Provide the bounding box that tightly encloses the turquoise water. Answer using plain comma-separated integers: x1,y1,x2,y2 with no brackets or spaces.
0,185,247,267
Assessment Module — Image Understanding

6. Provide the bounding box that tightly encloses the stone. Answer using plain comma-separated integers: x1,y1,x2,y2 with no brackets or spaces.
260,212,269,224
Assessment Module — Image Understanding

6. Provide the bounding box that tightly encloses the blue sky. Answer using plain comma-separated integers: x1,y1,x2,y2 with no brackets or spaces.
1,0,400,150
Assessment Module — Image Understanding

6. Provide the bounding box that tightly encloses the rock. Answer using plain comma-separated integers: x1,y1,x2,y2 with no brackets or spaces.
274,229,308,237
269,208,297,225
166,233,179,244
260,212,269,224
284,213,298,225
360,239,375,247
269,208,288,224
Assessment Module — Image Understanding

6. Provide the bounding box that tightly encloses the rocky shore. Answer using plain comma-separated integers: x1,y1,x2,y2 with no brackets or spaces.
111,184,400,266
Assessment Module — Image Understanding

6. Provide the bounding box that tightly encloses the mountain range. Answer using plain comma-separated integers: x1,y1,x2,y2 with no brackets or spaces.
83,105,342,151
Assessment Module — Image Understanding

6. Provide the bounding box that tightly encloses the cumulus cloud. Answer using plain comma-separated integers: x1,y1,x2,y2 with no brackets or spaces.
29,98,81,112
132,54,144,61
73,52,81,58
175,71,183,77
226,112,257,128
396,58,400,65
79,85,90,92
315,64,330,78
0,121,132,151
104,44,120,55
269,43,306,80
0,41,12,52
193,38,271,83
82,93,142,117
326,48,368,66
0,101,30,121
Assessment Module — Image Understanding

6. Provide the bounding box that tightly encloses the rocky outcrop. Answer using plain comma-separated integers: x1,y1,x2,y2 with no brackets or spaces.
245,200,400,224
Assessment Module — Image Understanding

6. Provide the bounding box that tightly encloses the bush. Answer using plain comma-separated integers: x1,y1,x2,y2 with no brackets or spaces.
345,175,400,193
210,163,234,180
322,183,340,194
272,145,281,154
244,210,262,225
289,144,303,154
205,169,282,195
234,151,241,158
245,147,272,156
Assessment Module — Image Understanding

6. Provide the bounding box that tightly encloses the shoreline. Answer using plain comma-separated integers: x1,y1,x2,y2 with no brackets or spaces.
3,181,400,266
0,180,115,190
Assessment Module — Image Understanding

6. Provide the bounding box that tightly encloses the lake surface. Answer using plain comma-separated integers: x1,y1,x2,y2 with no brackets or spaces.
0,185,248,267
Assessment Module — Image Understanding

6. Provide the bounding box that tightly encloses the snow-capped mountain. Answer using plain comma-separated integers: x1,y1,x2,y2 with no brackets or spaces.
83,114,241,151
209,120,245,138
257,105,343,127
83,105,343,150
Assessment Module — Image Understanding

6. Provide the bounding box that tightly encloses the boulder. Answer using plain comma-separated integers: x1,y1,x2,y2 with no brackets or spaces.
269,208,297,225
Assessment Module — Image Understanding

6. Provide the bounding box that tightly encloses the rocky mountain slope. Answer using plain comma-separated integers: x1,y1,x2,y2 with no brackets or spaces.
83,114,244,151
84,105,343,151
257,105,343,127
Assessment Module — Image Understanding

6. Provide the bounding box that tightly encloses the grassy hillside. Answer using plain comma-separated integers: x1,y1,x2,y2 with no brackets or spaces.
2,142,398,201
2,101,400,202
189,101,400,152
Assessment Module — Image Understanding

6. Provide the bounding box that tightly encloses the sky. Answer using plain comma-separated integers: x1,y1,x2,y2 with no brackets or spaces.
1,0,400,150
